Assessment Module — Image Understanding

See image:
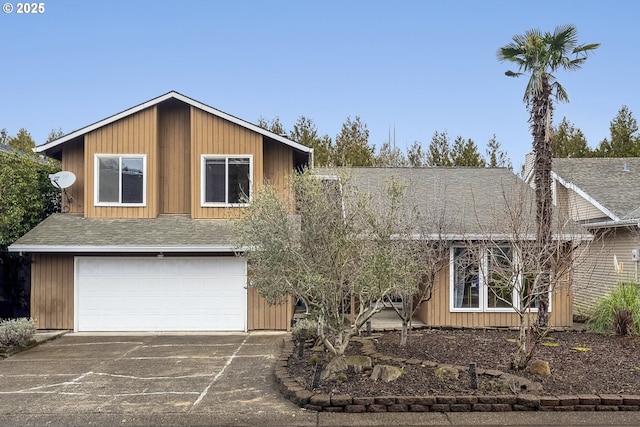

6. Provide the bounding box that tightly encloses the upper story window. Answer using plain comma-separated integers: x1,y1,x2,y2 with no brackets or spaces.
95,155,146,206
201,155,252,206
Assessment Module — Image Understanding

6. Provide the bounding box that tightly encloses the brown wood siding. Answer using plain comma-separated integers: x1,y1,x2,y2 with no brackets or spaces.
190,107,263,219
61,139,85,214
30,254,74,329
247,288,292,330
264,139,293,190
159,102,191,214
84,107,159,219
415,262,573,328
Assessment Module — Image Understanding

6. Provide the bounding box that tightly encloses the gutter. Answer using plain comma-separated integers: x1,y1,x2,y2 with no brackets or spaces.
7,244,246,253
580,218,640,230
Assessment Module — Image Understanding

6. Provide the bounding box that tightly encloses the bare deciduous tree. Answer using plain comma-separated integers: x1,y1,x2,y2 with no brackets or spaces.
461,180,589,369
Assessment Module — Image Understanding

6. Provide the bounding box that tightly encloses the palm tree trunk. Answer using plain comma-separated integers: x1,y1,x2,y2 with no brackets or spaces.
531,74,554,328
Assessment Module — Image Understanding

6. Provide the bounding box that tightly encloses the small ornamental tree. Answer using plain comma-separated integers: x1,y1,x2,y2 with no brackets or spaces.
235,168,423,359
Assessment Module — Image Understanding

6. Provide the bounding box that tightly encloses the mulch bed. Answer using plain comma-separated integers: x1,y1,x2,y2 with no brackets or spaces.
287,328,640,397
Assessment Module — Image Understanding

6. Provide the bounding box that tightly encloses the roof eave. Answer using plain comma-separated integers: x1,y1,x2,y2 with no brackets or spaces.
35,91,312,155
7,244,245,253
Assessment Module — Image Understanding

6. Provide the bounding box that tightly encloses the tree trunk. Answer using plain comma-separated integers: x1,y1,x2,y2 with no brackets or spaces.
531,73,554,328
400,318,408,347
511,322,533,370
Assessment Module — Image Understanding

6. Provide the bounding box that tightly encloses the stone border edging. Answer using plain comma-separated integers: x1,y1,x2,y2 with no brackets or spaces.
274,336,640,413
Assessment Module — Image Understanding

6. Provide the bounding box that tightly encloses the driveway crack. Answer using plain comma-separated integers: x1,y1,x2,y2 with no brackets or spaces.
189,334,250,410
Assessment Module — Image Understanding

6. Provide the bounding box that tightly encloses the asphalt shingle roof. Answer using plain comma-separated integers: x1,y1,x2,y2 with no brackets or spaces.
553,158,640,221
9,214,239,252
322,167,583,239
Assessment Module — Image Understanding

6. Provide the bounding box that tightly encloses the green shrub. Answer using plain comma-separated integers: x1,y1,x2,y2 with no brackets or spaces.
0,318,36,347
291,318,318,342
587,282,640,335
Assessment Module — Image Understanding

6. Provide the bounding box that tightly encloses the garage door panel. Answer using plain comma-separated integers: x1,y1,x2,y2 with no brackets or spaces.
76,257,247,332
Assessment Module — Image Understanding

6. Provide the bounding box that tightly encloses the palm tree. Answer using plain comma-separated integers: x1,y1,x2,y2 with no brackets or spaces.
497,25,599,328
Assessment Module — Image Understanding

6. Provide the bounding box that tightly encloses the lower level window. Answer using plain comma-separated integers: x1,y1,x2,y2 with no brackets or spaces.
450,245,545,312
452,248,479,309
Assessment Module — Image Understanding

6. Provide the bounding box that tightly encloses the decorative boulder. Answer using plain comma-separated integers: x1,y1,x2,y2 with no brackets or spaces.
344,355,372,373
529,359,551,377
370,364,403,382
320,356,348,381
434,365,459,380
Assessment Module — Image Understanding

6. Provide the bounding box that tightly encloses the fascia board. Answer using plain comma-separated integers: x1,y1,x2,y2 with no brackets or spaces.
552,171,620,222
7,244,244,253
36,91,312,155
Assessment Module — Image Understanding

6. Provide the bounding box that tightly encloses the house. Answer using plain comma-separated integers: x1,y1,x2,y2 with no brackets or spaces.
8,91,313,332
329,167,585,328
545,157,640,315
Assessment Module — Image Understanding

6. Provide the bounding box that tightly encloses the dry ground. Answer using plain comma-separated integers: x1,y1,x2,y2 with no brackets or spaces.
288,328,640,397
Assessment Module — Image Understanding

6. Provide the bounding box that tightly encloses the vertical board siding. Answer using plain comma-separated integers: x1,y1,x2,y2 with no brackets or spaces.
30,254,74,329
190,107,263,219
61,139,85,214
263,139,293,190
159,102,191,214
84,107,158,219
247,288,292,330
416,264,573,328
263,139,295,211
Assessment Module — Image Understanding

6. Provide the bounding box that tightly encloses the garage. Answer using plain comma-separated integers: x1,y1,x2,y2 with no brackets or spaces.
75,257,247,332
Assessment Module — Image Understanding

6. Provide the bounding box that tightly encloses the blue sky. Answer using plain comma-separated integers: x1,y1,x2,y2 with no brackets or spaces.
1,1,638,170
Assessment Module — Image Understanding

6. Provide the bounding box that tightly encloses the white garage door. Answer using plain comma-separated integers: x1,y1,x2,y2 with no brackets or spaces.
76,257,247,332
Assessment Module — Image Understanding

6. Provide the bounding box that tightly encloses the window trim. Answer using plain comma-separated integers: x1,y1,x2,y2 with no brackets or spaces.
449,245,551,314
200,155,253,207
94,154,147,207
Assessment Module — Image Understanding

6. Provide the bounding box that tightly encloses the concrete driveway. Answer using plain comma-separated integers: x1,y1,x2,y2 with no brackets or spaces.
0,332,317,426
3,333,640,427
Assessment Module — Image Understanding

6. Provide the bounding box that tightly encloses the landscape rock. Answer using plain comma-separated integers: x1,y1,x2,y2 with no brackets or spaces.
370,364,403,382
529,359,551,377
434,365,459,380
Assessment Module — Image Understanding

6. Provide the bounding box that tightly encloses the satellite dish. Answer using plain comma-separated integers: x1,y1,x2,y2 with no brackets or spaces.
49,171,76,189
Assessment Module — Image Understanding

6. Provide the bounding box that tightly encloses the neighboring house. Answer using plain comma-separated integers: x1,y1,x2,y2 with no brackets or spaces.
326,167,585,328
542,157,640,315
8,91,313,332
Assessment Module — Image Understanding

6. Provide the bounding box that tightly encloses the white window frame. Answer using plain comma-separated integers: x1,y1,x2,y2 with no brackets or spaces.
200,155,253,207
94,154,147,207
449,245,551,314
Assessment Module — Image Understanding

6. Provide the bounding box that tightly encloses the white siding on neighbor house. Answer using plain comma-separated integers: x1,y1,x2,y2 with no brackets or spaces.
573,227,640,315
75,257,247,332
567,189,608,222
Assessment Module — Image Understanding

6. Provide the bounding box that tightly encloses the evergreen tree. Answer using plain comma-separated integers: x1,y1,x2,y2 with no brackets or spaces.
8,128,36,152
451,136,486,167
333,116,374,166
407,141,426,167
485,134,513,169
257,116,286,135
376,141,408,167
594,106,640,157
551,117,591,158
46,128,65,143
426,131,452,166
289,116,334,167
